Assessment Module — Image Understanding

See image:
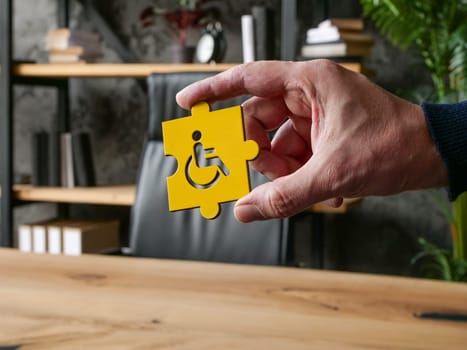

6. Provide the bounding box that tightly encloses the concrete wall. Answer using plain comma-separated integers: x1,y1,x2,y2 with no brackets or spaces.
9,0,451,276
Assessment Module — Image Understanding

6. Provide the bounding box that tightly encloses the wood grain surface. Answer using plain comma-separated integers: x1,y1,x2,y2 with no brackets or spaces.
13,62,364,78
8,184,360,213
0,248,466,349
13,63,238,77
12,184,136,206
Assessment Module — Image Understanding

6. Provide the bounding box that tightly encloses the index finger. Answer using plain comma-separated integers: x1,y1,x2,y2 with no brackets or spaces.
176,61,298,109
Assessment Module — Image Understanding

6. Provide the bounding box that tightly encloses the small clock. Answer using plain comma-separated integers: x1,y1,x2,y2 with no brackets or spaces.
195,22,226,64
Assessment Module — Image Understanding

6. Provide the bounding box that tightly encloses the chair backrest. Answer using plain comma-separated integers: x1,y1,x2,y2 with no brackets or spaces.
128,72,289,265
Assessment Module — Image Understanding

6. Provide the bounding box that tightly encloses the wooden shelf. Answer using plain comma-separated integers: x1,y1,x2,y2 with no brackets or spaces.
2,184,361,213
13,63,239,78
13,62,365,78
12,184,135,206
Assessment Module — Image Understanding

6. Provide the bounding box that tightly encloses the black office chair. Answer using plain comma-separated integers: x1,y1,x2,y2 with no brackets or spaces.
127,72,290,265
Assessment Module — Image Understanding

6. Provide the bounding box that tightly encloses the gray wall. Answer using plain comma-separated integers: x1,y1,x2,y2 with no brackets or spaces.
10,0,451,276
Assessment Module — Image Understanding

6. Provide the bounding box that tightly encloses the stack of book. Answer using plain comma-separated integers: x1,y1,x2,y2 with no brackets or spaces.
31,131,96,188
300,18,374,59
18,219,120,256
46,28,102,63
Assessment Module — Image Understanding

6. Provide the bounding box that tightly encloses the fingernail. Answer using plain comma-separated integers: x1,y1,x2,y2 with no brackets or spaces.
175,91,183,103
175,90,188,106
234,203,263,223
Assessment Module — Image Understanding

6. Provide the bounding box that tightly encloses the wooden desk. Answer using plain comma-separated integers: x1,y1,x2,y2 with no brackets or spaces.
0,249,466,349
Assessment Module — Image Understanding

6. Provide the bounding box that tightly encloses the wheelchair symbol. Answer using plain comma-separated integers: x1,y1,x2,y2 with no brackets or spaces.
185,130,230,189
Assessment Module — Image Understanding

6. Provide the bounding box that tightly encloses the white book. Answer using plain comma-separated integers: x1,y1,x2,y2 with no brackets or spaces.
32,224,47,254
47,219,84,255
241,15,255,63
47,224,62,255
18,224,33,253
63,228,82,256
300,41,372,58
63,220,120,256
306,30,374,45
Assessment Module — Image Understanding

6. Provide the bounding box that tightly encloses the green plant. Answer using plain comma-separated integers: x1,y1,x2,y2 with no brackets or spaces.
411,238,467,282
453,192,467,260
360,0,467,281
361,0,467,102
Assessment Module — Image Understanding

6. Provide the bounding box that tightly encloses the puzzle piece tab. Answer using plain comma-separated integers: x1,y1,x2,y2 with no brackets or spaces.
162,102,259,219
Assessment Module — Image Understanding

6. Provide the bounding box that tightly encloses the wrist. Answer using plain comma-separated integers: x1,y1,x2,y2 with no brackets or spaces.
400,103,449,192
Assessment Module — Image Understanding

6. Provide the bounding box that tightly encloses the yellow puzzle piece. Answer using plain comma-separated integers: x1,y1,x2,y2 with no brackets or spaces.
162,102,259,219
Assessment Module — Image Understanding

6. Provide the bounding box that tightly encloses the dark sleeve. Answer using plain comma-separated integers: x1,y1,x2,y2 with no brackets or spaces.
421,100,467,200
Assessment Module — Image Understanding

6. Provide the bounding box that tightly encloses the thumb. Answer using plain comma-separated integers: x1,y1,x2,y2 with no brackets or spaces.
234,161,335,222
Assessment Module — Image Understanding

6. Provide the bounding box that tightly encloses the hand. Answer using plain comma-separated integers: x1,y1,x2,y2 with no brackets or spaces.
176,60,448,222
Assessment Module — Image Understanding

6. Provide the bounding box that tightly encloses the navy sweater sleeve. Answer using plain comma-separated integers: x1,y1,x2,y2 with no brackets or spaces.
421,100,467,200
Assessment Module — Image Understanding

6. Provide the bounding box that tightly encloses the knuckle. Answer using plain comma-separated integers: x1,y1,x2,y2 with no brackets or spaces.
321,160,346,195
311,58,339,71
265,183,296,218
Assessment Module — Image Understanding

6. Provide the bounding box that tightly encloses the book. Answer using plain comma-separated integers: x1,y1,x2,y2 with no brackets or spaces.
35,131,96,188
305,18,372,45
47,222,62,255
32,222,48,254
48,131,61,186
48,46,102,57
60,132,96,187
18,224,33,253
18,220,55,253
71,132,96,187
252,6,275,60
18,220,54,253
48,49,102,63
45,28,100,51
46,219,84,255
31,131,49,186
60,132,75,188
46,219,73,255
46,28,102,63
241,15,255,63
327,18,364,31
48,45,102,62
300,40,373,58
307,28,373,45
301,18,373,59
48,55,88,64
62,220,120,256
18,219,119,255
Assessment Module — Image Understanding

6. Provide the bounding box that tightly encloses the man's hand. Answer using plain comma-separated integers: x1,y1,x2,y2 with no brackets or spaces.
176,60,448,222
